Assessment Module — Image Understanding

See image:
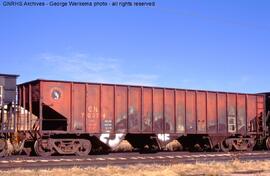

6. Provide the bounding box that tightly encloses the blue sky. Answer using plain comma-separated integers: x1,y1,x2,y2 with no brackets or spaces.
1,0,270,93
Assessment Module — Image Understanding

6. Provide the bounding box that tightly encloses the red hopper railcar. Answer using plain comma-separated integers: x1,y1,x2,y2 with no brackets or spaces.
17,79,268,156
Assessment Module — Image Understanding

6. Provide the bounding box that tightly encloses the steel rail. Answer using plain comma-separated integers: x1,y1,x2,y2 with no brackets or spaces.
0,151,270,170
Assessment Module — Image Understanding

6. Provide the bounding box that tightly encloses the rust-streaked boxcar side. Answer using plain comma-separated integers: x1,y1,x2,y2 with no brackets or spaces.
17,80,265,136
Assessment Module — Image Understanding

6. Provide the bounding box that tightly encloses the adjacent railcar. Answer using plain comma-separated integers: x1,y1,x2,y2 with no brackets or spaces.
17,79,267,156
0,73,18,157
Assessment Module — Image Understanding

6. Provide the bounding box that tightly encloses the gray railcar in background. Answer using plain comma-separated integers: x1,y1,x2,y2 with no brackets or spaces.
0,73,18,156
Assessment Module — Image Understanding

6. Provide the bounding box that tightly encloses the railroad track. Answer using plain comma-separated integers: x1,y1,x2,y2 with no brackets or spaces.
1,151,270,170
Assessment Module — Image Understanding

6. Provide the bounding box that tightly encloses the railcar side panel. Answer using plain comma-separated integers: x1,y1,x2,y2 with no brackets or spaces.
115,86,128,133
247,95,257,132
217,93,227,133
186,91,196,133
86,84,100,133
42,82,71,131
72,83,86,132
207,92,217,134
101,85,114,133
142,88,153,132
257,96,265,132
153,89,164,132
42,82,71,119
227,94,237,134
175,90,185,133
257,96,264,115
197,91,207,133
21,85,28,130
128,87,141,132
237,94,246,134
164,89,175,133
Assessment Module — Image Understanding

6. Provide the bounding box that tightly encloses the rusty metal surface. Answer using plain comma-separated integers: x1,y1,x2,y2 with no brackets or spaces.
227,94,237,134
17,80,265,136
17,83,38,131
186,91,196,133
153,88,163,132
197,91,206,133
72,83,85,131
142,88,152,132
128,87,141,132
164,89,174,133
115,86,127,133
217,93,227,133
247,95,257,132
207,92,217,133
43,82,71,120
237,94,246,134
101,85,114,133
86,84,100,133
175,90,185,133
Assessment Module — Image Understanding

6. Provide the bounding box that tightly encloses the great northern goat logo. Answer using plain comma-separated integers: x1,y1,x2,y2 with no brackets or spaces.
51,88,62,101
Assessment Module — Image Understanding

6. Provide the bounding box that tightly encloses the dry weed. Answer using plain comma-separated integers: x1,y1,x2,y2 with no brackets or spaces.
165,140,182,151
5,140,14,156
113,140,133,152
1,160,270,176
